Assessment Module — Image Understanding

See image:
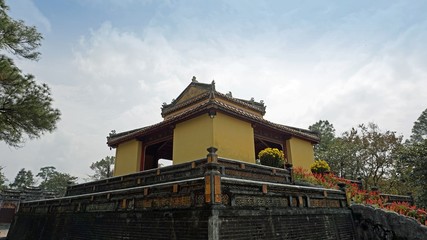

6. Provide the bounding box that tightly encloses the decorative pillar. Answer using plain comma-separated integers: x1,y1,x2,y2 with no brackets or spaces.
207,147,218,163
205,147,222,204
285,163,293,183
338,182,350,207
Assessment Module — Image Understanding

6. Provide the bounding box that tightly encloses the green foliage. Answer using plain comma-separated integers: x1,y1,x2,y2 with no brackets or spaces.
0,166,7,190
0,56,60,147
37,166,57,183
410,107,427,143
310,160,330,174
37,166,77,196
354,123,403,190
258,148,284,168
309,120,336,160
89,156,115,180
399,139,427,208
0,0,42,60
9,168,35,189
0,0,60,147
308,121,404,192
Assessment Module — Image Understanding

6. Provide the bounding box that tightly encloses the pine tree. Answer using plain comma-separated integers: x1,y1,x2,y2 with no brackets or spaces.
410,108,427,143
0,0,60,147
9,168,35,189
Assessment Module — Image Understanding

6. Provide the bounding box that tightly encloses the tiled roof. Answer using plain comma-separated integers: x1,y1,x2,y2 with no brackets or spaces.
107,101,211,146
211,100,319,142
213,91,266,115
161,91,210,117
107,99,319,147
161,81,266,117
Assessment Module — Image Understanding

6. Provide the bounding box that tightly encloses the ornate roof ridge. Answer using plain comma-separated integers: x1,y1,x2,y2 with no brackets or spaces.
161,91,210,117
108,99,318,146
108,100,211,146
211,100,318,142
213,91,266,115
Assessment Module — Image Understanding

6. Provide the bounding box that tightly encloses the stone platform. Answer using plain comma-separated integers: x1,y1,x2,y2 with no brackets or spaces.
7,151,355,239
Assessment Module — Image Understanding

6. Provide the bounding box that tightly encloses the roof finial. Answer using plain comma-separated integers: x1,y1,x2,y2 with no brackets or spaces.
211,80,216,91
192,76,198,83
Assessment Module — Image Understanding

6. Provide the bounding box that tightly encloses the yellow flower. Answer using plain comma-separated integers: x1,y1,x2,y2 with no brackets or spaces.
258,148,285,168
310,160,331,173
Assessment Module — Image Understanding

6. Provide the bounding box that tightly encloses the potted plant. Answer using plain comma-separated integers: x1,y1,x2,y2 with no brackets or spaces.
258,148,285,168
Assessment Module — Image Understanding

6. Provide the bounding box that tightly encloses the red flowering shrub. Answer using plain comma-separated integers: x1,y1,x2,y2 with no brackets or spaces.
293,167,427,225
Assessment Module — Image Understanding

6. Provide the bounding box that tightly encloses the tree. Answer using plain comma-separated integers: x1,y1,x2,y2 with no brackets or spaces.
308,120,336,160
0,0,42,60
0,166,7,190
330,123,403,191
89,156,115,180
36,166,57,187
399,139,427,207
9,168,35,189
356,123,403,190
310,121,404,192
0,0,60,147
410,107,427,143
46,172,77,196
36,166,77,196
308,120,358,178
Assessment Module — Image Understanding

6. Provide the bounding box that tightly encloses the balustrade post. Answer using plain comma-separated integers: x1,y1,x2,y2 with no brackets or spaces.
285,163,293,183
205,147,222,204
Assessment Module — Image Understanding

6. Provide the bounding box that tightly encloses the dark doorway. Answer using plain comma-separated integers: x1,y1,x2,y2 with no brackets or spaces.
143,139,173,170
254,138,284,161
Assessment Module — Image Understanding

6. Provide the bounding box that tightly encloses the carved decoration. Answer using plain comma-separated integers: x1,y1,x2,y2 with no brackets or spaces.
254,127,285,142
234,196,289,207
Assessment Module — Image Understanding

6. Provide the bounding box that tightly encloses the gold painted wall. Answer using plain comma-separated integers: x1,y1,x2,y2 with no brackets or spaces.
173,114,214,164
285,137,315,170
114,140,142,176
213,112,256,163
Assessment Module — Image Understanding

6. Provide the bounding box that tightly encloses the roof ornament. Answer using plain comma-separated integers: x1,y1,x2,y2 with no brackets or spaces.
250,97,255,103
207,80,216,100
226,91,233,97
211,80,216,91
192,76,198,83
108,130,116,138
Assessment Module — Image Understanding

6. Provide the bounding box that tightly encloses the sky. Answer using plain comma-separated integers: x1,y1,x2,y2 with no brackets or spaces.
1,0,426,183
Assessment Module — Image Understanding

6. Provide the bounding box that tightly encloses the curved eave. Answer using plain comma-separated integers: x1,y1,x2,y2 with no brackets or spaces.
210,100,319,143
107,102,212,147
162,90,266,118
108,100,318,148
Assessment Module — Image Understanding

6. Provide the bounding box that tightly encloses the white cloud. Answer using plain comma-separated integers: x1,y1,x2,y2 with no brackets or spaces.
7,0,51,33
2,1,427,183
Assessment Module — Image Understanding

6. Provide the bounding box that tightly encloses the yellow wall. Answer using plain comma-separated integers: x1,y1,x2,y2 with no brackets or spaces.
173,114,214,164
114,140,142,176
213,112,255,163
172,112,256,164
286,137,315,170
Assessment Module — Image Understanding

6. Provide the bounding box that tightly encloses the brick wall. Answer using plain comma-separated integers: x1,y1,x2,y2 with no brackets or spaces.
7,158,355,239
216,208,354,240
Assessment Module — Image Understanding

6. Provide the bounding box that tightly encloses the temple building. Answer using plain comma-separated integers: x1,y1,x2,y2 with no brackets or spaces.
107,77,319,176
